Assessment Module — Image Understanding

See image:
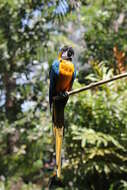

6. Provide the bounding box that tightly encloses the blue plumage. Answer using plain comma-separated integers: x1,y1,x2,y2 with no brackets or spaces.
49,46,76,180
49,60,60,110
49,46,76,114
49,59,76,110
72,66,76,84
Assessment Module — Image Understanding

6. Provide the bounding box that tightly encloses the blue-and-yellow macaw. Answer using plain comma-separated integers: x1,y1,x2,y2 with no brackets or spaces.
49,46,76,180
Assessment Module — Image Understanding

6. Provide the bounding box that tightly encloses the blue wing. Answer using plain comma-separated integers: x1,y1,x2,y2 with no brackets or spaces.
71,63,76,85
49,60,60,110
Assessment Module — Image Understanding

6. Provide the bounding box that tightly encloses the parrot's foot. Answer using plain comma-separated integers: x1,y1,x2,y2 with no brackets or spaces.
48,174,65,189
59,91,69,99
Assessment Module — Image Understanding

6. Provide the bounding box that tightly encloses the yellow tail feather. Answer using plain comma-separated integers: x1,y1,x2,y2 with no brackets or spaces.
53,126,63,178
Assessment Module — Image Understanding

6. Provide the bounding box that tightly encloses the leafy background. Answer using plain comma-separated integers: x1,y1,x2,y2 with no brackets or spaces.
0,0,127,189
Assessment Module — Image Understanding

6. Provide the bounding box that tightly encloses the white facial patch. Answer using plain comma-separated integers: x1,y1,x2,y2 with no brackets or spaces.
61,51,68,59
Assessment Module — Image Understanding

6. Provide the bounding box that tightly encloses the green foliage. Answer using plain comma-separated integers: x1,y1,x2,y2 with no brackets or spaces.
63,64,127,189
80,0,127,70
0,0,127,189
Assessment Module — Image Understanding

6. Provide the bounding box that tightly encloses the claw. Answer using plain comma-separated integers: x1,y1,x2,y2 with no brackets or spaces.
58,91,69,99
63,91,69,98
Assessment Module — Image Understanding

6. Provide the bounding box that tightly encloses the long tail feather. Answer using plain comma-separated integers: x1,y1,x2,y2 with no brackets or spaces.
53,126,63,178
53,98,68,127
56,126,63,178
52,97,68,178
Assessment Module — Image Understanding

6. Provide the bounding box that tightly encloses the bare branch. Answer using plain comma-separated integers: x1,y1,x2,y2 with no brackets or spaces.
54,72,127,100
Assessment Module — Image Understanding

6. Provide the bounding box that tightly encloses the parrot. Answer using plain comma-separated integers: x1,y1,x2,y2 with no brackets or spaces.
49,46,76,184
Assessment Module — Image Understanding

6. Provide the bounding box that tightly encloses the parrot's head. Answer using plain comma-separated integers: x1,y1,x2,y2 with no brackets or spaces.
58,46,74,61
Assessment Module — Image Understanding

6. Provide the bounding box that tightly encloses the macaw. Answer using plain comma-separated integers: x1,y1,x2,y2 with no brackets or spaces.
49,46,76,180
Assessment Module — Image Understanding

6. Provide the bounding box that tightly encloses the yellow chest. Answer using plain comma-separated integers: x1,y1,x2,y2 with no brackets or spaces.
59,59,74,76
56,59,74,92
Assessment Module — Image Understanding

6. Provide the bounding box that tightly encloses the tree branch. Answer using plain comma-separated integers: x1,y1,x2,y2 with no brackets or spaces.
54,72,127,100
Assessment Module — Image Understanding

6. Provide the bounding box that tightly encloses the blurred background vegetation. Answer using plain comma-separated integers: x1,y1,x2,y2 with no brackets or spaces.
0,0,127,189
